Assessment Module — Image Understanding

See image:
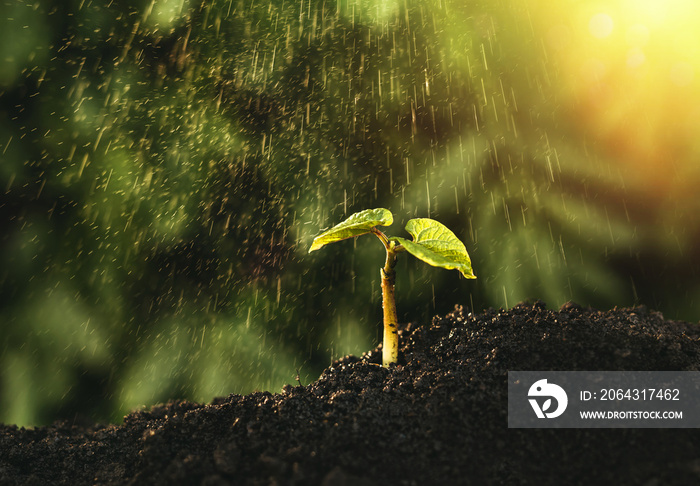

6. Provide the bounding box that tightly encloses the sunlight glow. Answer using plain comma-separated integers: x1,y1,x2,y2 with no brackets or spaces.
626,24,650,47
626,48,646,69
537,0,700,197
589,13,614,39
670,62,694,86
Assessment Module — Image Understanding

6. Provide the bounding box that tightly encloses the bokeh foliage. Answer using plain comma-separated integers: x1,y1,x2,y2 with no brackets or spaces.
1,0,698,426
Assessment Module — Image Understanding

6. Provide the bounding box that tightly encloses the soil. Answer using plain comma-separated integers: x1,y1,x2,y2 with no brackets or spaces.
2,301,700,485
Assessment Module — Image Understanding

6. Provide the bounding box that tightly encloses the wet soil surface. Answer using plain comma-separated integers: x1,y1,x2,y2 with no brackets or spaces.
2,301,700,485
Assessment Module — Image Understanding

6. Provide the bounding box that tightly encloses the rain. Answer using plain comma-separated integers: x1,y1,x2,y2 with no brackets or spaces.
1,0,699,426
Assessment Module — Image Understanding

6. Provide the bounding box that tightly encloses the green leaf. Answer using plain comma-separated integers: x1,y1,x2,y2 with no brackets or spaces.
309,208,393,253
393,218,476,279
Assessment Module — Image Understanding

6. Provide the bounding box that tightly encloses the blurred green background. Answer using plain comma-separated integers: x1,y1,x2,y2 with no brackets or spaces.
1,0,698,426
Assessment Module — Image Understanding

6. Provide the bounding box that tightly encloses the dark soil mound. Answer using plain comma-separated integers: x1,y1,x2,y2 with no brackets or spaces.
2,302,700,485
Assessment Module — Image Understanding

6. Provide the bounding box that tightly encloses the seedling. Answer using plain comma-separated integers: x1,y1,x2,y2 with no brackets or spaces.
309,208,476,367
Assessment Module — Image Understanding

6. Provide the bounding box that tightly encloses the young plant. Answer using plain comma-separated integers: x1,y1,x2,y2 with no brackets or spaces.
309,208,476,367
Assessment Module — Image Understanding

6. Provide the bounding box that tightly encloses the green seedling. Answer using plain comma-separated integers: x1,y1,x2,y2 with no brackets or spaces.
309,208,476,367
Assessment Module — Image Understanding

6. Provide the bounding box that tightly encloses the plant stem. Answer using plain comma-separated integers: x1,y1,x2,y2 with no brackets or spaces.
381,244,399,367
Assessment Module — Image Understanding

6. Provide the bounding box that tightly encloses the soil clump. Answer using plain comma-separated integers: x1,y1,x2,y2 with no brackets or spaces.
2,301,699,485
